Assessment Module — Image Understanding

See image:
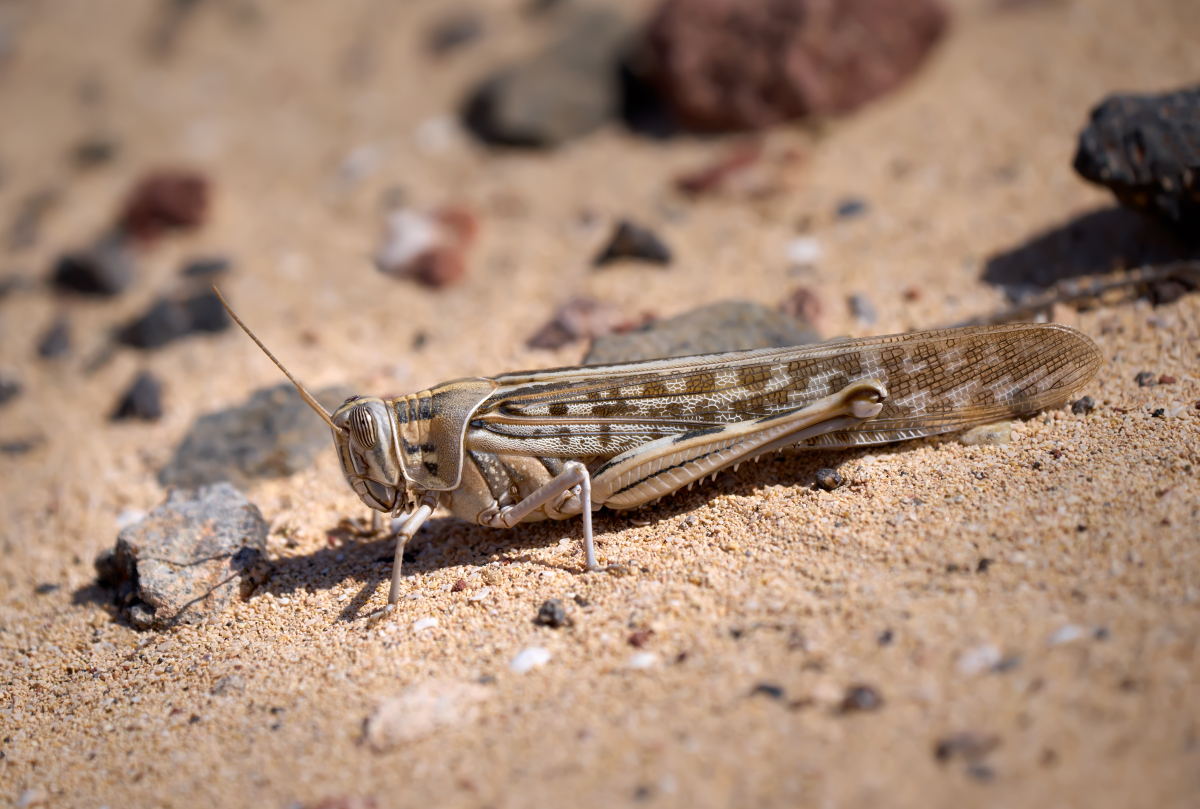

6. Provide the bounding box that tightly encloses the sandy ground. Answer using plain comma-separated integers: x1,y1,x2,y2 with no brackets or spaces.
1,0,1199,806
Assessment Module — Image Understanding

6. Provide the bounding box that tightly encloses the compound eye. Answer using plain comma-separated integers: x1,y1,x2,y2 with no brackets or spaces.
348,404,378,448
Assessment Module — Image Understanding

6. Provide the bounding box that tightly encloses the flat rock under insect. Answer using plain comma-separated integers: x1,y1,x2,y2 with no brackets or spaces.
158,383,353,488
584,300,818,364
94,483,273,629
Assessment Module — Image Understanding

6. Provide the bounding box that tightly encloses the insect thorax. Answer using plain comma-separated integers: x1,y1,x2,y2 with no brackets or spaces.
390,378,498,491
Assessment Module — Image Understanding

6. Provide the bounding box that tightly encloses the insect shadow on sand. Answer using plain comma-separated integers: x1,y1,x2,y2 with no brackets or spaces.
265,442,911,623
982,205,1200,301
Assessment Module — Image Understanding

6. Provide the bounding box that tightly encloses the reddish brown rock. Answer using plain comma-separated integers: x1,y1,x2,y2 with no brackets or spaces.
120,170,210,241
645,0,949,131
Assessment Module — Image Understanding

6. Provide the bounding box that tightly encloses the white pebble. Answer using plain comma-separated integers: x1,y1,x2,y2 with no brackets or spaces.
115,509,147,530
1048,624,1086,646
510,647,551,674
412,616,439,632
467,586,492,603
785,236,822,266
957,644,1001,676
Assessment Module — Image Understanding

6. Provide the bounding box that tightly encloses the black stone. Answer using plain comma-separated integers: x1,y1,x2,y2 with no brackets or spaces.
1071,395,1095,415
534,598,568,628
116,291,230,349
848,293,877,325
840,685,883,713
428,12,484,55
36,318,70,358
1134,371,1158,387
73,136,119,168
0,376,20,407
112,372,164,421
836,198,868,219
158,383,354,489
750,683,785,700
1073,85,1200,237
181,256,231,278
51,233,136,296
815,468,845,491
593,220,671,267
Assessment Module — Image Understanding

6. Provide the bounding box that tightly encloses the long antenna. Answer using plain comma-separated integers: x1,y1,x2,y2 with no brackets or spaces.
213,286,341,431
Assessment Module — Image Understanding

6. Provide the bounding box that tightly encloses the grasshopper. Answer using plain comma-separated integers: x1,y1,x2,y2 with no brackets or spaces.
215,291,1101,611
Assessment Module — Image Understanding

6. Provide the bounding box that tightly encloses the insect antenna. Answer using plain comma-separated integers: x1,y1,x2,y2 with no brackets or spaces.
213,287,341,431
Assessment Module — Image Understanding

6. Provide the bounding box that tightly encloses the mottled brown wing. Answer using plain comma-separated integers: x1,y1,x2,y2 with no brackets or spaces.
471,324,1102,457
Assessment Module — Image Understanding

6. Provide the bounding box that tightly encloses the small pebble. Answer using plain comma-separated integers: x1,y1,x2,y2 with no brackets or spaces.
1158,374,1176,385
1071,396,1095,415
534,598,568,628
835,197,868,219
51,233,136,296
1047,624,1086,647
960,421,1011,446
112,372,163,421
120,170,210,242
181,256,231,278
72,136,119,168
848,293,877,325
751,683,785,700
116,291,230,349
36,318,70,358
815,468,844,491
877,629,894,646
780,286,822,322
451,579,467,593
427,12,484,55
0,376,20,407
527,298,631,350
1134,371,1158,387
966,764,995,782
840,685,883,713
785,236,822,266
467,586,492,603
628,630,653,648
1152,408,1165,418
593,220,671,267
934,732,1001,762
412,617,438,632
509,646,551,674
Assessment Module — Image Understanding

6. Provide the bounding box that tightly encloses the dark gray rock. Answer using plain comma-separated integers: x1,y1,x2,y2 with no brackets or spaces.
0,376,19,407
584,300,818,364
848,293,877,325
94,483,272,629
158,383,354,489
462,6,630,147
428,12,484,55
8,188,60,252
181,256,231,278
116,291,230,349
534,598,568,628
36,318,70,359
1073,85,1200,237
51,233,136,296
72,136,119,168
112,372,164,421
815,468,844,491
593,220,672,267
